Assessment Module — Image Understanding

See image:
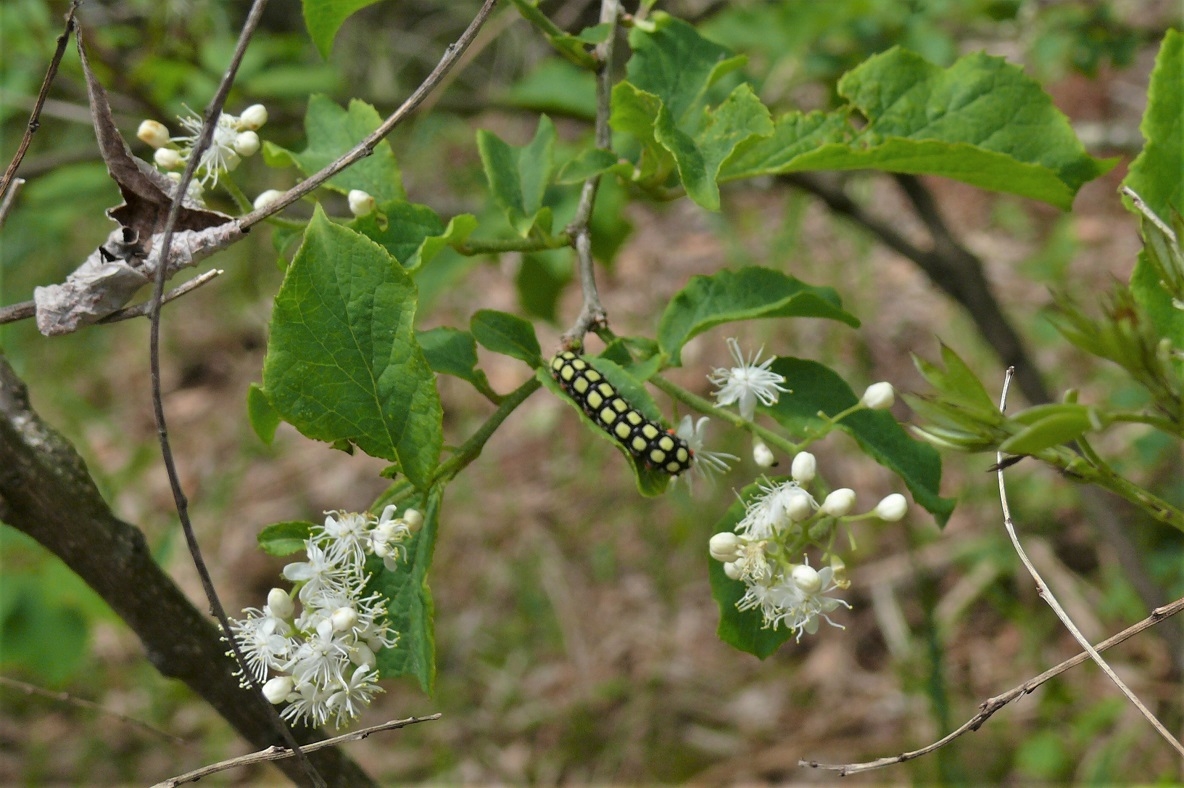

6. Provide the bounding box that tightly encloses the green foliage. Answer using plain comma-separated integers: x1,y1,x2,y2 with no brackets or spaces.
470,309,542,367
264,95,405,201
477,116,556,237
302,0,383,59
416,327,497,400
657,267,859,365
257,520,317,556
260,207,442,489
349,200,476,271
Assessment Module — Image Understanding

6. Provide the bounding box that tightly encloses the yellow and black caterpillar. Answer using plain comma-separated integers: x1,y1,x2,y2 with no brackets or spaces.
549,351,693,476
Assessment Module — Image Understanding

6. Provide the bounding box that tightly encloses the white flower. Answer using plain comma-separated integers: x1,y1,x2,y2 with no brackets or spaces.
231,609,293,682
737,559,850,640
154,147,183,170
709,338,790,420
790,451,816,483
752,437,777,467
324,663,383,729
874,493,908,522
253,189,284,211
348,189,376,217
279,679,330,728
736,478,814,539
169,108,249,187
369,504,421,571
263,675,294,705
861,382,895,410
237,103,269,130
316,510,372,567
709,532,743,562
266,587,295,620
137,119,170,148
283,541,352,603
821,488,856,517
233,130,260,157
675,415,738,481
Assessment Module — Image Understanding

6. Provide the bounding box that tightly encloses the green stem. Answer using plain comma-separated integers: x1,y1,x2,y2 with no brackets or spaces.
1070,436,1184,533
649,374,803,457
455,233,572,256
430,376,542,485
1109,411,1181,436
219,177,252,213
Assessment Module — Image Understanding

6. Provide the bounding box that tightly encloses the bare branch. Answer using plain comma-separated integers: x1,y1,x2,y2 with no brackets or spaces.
152,715,442,788
0,1,80,199
0,177,24,232
97,269,223,324
801,594,1184,775
992,368,1184,757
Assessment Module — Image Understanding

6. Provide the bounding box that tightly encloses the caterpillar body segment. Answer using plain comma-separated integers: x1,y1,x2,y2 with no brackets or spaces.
549,351,693,476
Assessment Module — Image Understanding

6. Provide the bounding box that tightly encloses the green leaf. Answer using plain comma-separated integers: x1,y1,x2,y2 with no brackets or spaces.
247,383,281,444
301,0,381,59
1125,30,1183,222
470,309,542,366
610,82,676,182
654,83,774,210
1124,31,1184,346
264,95,405,202
709,489,791,657
535,357,671,497
507,0,597,68
372,488,440,692
261,207,442,488
476,117,556,236
416,327,498,399
348,201,476,273
765,358,956,525
1000,405,1096,455
555,148,620,185
257,521,315,556
626,13,747,131
720,48,1116,208
418,213,478,271
657,266,859,365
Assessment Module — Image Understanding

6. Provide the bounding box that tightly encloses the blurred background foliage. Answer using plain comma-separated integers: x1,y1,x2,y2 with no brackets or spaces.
1,0,1181,783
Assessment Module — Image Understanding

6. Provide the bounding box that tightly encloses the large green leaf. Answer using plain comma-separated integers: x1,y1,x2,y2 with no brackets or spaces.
260,207,442,488
721,48,1115,209
302,0,381,59
470,309,542,366
264,95,405,202
657,266,859,365
764,358,956,526
349,200,476,272
476,116,556,236
372,489,440,693
416,327,498,400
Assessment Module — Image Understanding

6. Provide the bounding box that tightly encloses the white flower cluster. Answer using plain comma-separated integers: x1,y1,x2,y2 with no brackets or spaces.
137,103,268,193
708,451,909,640
230,505,422,729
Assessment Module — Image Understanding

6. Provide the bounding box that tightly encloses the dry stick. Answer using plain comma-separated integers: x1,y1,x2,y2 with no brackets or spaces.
236,0,500,233
152,714,442,788
0,675,187,745
801,595,1184,775
992,367,1184,757
0,178,24,232
139,3,327,787
560,0,620,347
0,1,80,200
98,269,223,324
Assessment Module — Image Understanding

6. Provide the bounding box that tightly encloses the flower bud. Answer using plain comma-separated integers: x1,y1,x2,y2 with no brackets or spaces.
253,189,284,211
330,606,358,632
861,382,895,410
790,452,816,483
238,103,269,130
233,130,260,157
874,493,908,522
352,643,377,670
709,532,742,562
262,676,294,704
791,563,822,594
829,554,850,589
821,488,856,517
154,147,183,170
266,587,294,619
348,189,375,217
785,488,814,521
752,437,776,467
723,561,743,580
137,119,171,149
402,508,424,532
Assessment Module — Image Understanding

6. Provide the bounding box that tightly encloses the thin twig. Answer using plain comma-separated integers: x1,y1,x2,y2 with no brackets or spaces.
559,0,619,348
138,3,326,786
152,714,442,788
0,675,187,745
97,269,223,324
0,177,24,232
993,367,1184,757
801,595,1184,775
236,0,500,232
0,1,80,200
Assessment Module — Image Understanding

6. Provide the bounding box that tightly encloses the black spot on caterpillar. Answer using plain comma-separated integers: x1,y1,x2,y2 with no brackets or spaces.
549,351,693,476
